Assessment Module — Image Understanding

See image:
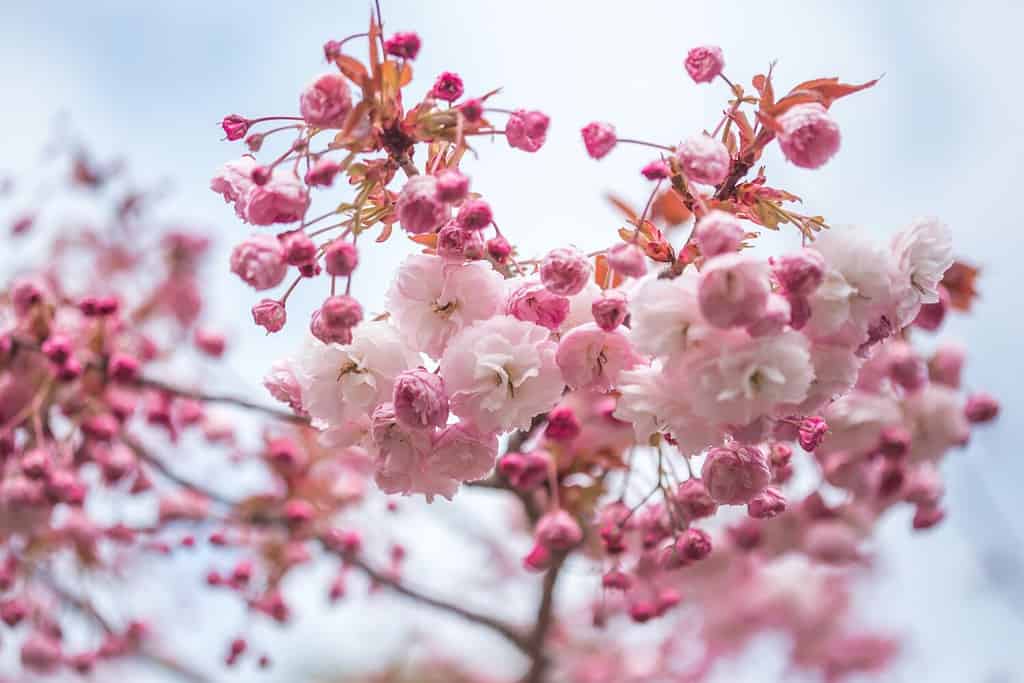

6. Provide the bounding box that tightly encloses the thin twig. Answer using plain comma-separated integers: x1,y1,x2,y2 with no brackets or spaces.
133,376,308,425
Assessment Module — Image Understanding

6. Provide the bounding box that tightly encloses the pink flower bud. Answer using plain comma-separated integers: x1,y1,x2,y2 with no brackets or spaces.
42,334,73,365
498,450,549,491
929,343,965,388
771,248,826,296
305,158,341,187
964,392,999,423
695,210,744,258
194,327,226,357
523,541,552,572
56,356,83,382
777,103,841,169
431,71,464,102
108,352,140,382
629,601,656,623
506,109,550,153
245,133,264,152
877,425,911,459
396,175,449,234
591,290,629,331
678,527,713,561
20,633,62,673
798,416,829,451
607,243,647,278
581,121,617,159
392,368,449,430
11,277,47,317
250,165,271,185
888,345,927,393
384,32,421,60
486,235,512,262
641,159,670,180
319,295,363,331
456,198,493,231
674,478,718,519
602,569,632,591
221,114,249,141
507,281,570,330
279,230,316,266
540,247,592,296
459,98,484,123
300,73,352,128
0,599,28,627
545,405,581,441
435,169,469,202
283,499,314,526
701,444,771,504
230,235,288,290
747,487,787,518
535,509,582,551
251,299,286,333
322,239,358,276
676,134,730,186
684,45,724,83
912,504,945,530
436,222,484,262
697,253,770,328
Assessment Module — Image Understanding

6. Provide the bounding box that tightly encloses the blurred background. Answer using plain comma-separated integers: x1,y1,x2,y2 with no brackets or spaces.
2,0,1021,680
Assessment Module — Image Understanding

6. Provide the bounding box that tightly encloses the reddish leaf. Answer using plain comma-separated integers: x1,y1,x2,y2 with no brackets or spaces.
651,189,691,226
605,193,639,222
941,260,980,312
594,254,624,289
334,55,369,87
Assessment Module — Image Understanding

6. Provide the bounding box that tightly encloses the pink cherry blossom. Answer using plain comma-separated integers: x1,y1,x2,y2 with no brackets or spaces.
685,45,725,83
777,103,841,169
581,122,617,159
440,316,563,433
396,175,449,234
556,323,639,391
386,254,505,358
505,109,550,152
506,280,570,331
677,134,731,186
299,73,352,128
230,235,288,290
393,368,449,430
701,444,772,504
540,247,592,296
697,253,771,328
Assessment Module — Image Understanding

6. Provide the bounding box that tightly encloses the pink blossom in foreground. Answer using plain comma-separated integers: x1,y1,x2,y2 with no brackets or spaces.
777,102,841,169
685,45,725,83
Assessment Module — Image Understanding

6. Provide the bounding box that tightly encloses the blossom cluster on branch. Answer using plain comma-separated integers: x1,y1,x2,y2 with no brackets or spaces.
0,6,1001,683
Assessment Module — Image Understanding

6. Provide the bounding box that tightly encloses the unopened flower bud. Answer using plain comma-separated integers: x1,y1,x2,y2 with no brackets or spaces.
607,243,647,278
685,45,724,83
581,122,617,159
540,247,592,296
252,299,286,333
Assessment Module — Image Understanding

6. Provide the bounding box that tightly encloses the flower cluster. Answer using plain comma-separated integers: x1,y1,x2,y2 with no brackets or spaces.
0,7,998,683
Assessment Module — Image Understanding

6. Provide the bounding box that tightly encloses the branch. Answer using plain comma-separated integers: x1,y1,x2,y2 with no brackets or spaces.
521,554,566,683
36,570,211,683
324,544,531,654
133,376,309,425
122,434,237,507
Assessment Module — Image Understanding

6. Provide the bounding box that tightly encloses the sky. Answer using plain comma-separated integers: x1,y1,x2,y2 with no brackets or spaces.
1,1,1022,681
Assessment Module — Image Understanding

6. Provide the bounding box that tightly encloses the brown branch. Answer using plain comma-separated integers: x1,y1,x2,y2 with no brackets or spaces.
122,434,237,507
520,554,567,683
325,544,531,654
36,569,211,683
133,376,309,425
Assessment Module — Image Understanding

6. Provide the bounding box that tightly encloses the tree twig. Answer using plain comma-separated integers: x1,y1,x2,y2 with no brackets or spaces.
133,376,308,425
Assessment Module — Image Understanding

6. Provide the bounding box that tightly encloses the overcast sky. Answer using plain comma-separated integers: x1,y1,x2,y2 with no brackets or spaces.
2,1,1021,681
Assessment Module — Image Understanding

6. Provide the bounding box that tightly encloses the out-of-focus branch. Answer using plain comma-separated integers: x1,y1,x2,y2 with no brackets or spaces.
133,376,309,425
520,554,566,683
122,434,236,507
36,570,211,683
338,550,531,654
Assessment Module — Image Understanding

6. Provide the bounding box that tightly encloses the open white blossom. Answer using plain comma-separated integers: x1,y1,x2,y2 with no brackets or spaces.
890,217,954,326
386,254,505,359
689,330,815,426
294,320,419,431
439,316,563,433
628,272,712,362
613,362,722,455
805,228,895,343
